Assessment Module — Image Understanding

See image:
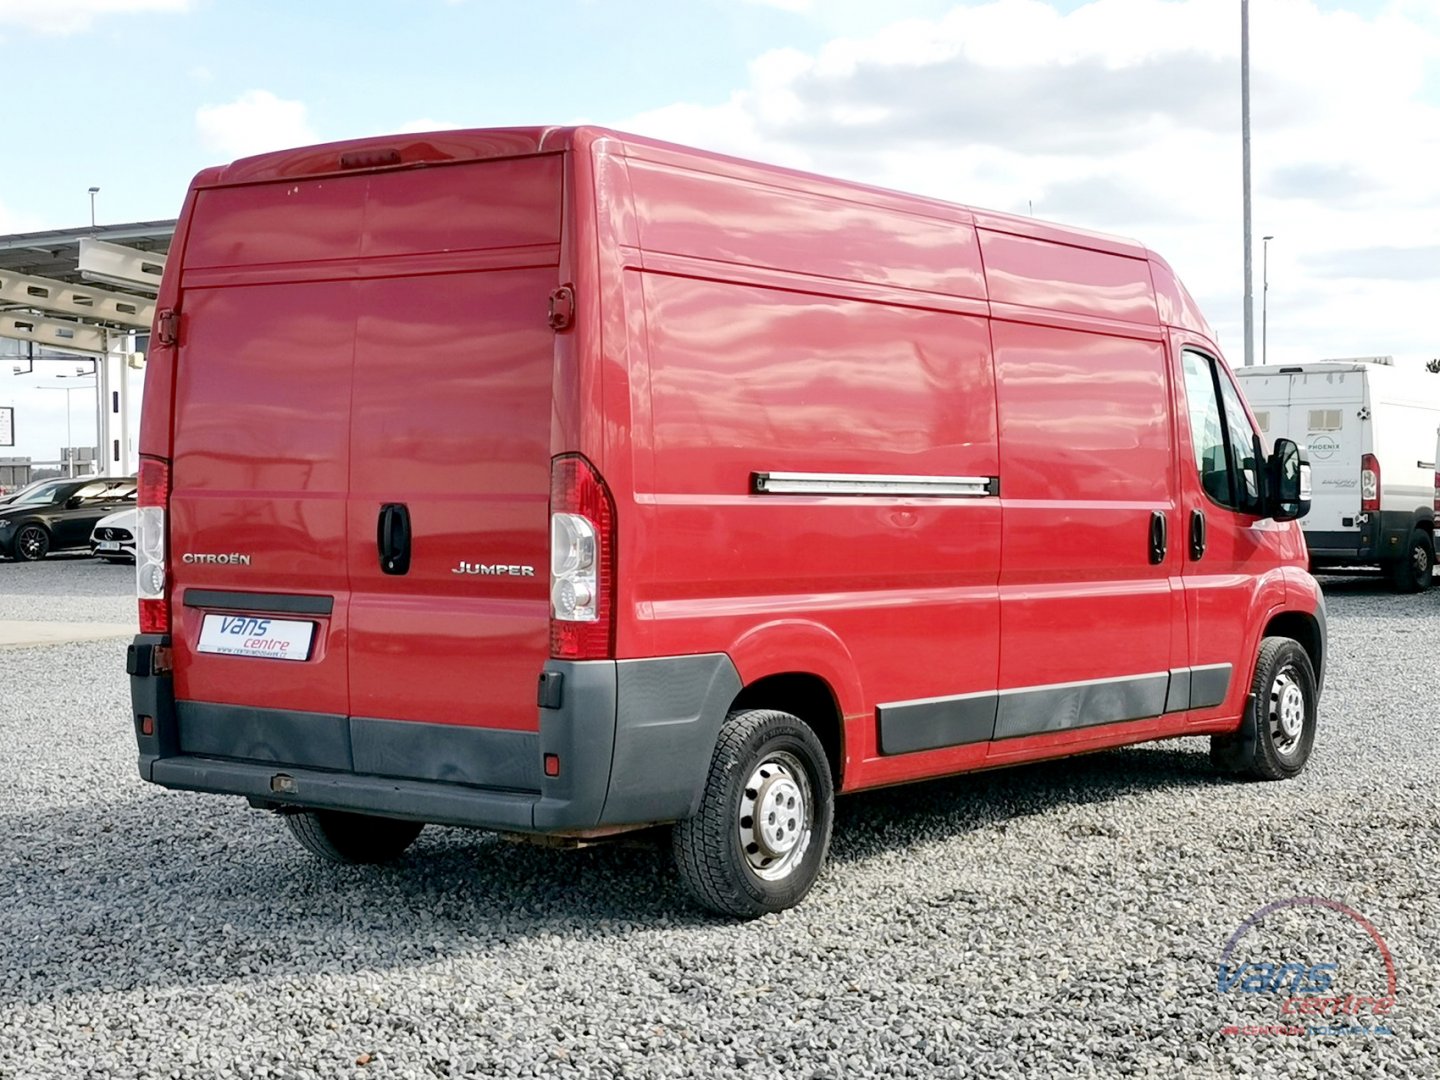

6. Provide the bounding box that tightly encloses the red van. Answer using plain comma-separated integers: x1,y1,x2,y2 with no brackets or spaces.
128,127,1323,916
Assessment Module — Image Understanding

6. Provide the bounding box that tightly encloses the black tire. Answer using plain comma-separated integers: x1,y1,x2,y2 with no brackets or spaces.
1386,528,1434,593
1210,637,1318,780
284,810,424,864
673,709,834,918
14,524,50,562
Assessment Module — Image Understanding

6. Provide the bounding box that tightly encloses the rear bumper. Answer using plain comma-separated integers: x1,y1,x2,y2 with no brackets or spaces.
128,636,741,834
1304,510,1431,563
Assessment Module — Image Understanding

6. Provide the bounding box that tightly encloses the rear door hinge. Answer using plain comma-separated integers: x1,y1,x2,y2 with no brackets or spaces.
156,308,179,346
547,286,575,332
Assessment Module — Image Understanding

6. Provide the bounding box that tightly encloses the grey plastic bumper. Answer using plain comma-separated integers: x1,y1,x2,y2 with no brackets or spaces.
129,637,741,834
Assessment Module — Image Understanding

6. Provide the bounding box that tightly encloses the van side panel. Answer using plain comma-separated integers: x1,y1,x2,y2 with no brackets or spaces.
630,238,1003,783
988,317,1181,749
979,231,1160,326
624,155,984,299
634,274,1001,729
621,151,1002,777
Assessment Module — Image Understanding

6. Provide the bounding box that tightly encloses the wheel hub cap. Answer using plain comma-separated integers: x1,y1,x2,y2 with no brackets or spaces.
738,754,813,881
1277,682,1305,741
754,773,803,857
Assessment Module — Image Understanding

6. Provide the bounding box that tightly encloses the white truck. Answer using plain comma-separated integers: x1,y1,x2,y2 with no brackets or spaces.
1235,358,1440,592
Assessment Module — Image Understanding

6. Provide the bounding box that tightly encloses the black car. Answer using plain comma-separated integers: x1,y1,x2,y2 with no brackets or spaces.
0,477,137,561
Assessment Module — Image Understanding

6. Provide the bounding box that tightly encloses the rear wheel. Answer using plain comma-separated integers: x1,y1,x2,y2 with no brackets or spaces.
673,709,834,918
14,525,49,562
1386,528,1433,593
1210,637,1318,780
284,810,424,864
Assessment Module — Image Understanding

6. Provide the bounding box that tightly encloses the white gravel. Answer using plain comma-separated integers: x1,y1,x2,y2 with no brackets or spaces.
0,562,1436,1077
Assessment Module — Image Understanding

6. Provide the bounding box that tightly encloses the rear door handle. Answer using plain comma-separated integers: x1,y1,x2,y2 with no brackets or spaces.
1190,508,1207,560
377,503,411,575
1149,510,1168,565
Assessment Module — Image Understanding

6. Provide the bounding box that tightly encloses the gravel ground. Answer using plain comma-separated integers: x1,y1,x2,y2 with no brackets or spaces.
0,555,134,624
0,563,1436,1078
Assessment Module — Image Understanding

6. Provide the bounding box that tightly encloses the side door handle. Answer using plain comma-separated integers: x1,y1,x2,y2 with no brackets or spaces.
1149,510,1168,565
1190,508,1207,560
377,503,411,575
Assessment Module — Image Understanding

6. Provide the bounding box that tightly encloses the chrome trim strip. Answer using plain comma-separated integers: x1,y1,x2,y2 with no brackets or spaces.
752,471,998,497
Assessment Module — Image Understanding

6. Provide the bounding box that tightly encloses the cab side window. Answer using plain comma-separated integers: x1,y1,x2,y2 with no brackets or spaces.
1182,349,1262,515
1217,373,1262,510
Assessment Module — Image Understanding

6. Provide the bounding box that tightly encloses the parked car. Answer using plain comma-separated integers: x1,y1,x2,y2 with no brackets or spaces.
0,477,136,561
90,506,138,563
127,125,1323,917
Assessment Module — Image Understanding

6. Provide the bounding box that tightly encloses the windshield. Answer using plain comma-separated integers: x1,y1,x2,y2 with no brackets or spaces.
11,482,67,506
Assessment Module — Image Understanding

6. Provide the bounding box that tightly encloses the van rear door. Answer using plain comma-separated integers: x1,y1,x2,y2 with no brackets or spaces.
169,155,562,761
1287,370,1363,538
346,263,557,739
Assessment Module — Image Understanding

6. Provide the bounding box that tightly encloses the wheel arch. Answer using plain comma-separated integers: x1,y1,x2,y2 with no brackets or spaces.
725,619,864,789
730,672,845,789
1261,609,1324,692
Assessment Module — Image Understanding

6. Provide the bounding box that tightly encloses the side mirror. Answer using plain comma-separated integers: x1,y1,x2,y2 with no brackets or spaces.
65,495,84,509
1267,437,1311,522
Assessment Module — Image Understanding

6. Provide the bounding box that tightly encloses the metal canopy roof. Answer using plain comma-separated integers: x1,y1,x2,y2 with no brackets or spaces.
0,221,174,355
0,220,175,282
1,220,175,473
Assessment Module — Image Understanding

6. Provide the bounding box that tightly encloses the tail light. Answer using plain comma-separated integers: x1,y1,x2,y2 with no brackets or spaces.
135,456,170,634
1360,454,1380,513
549,454,615,660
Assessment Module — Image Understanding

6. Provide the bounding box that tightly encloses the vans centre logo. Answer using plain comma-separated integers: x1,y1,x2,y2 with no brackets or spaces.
1216,896,1397,1037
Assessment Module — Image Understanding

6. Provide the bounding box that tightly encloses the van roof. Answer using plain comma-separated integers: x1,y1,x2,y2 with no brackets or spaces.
194,125,1155,262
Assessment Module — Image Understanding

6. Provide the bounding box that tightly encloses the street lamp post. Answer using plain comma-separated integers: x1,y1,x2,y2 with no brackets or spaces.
88,186,99,228
1262,235,1274,366
1241,0,1254,366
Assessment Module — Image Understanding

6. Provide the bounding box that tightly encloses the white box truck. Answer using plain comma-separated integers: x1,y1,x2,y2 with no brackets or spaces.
1235,358,1440,592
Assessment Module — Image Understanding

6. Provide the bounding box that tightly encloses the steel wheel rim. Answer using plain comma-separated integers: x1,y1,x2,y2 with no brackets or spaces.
18,528,44,559
1414,544,1430,578
738,750,814,881
1269,666,1307,757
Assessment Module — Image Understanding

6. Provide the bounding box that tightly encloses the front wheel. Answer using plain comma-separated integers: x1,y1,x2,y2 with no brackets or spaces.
284,810,424,864
14,525,50,562
1386,528,1434,593
1211,637,1318,780
673,709,834,918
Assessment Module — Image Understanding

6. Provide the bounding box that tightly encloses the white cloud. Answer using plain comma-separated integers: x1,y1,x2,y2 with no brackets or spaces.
618,0,1440,368
195,90,319,160
0,0,190,35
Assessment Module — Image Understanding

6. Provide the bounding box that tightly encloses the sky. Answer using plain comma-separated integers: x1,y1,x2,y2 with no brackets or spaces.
2,0,1438,466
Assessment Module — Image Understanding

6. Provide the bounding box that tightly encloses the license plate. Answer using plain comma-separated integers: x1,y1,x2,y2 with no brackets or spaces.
197,614,314,661
96,541,120,552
